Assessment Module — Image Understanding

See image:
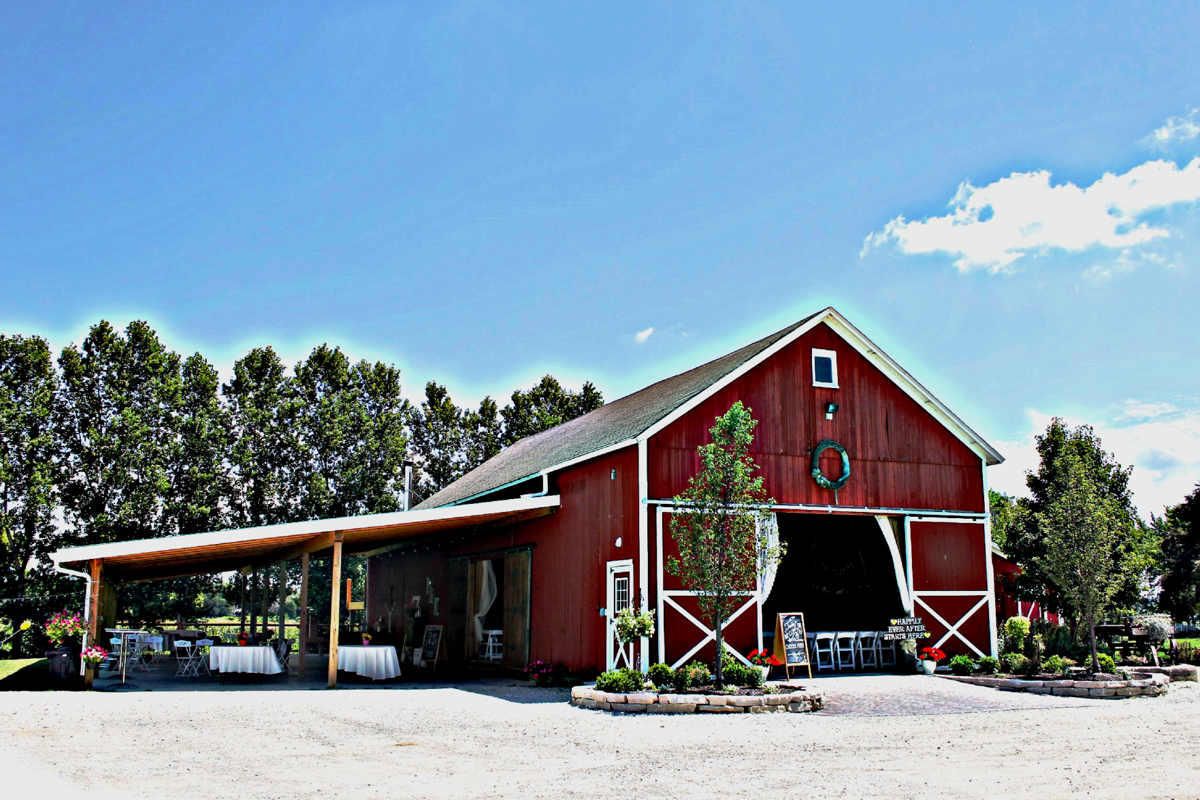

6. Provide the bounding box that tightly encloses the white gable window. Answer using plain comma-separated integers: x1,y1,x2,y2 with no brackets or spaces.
812,348,838,388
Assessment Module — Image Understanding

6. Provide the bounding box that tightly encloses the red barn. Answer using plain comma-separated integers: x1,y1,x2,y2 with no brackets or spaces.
55,307,1004,684
371,307,1004,672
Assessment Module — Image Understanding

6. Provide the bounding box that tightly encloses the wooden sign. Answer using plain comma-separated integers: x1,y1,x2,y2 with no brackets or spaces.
421,624,443,671
772,612,812,680
882,616,929,641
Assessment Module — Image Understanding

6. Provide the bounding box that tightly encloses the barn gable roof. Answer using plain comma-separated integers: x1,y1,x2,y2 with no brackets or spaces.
417,307,1002,509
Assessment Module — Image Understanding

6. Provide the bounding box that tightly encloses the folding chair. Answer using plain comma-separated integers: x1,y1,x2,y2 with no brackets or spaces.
814,632,837,672
126,634,151,672
175,640,198,676
878,633,898,668
193,639,213,676
856,631,879,670
141,635,164,669
835,632,857,671
275,638,292,675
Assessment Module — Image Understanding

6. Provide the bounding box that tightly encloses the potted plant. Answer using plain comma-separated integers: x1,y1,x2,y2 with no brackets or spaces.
614,607,655,669
918,646,946,674
237,631,250,647
361,632,373,647
81,646,109,683
748,648,784,680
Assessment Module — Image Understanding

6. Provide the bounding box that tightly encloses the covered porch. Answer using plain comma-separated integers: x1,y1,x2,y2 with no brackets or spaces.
51,496,559,689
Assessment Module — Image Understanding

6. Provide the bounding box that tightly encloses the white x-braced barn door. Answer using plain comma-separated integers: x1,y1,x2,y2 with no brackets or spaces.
606,560,634,671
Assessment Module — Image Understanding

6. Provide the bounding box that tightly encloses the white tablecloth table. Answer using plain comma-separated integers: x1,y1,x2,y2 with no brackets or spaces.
337,645,401,680
209,645,282,675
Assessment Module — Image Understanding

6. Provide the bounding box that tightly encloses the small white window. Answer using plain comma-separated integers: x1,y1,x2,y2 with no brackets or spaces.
614,576,630,612
812,349,838,388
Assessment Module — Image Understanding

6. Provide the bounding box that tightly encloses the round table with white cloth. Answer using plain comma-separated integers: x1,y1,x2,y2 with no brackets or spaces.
337,645,401,680
209,645,282,675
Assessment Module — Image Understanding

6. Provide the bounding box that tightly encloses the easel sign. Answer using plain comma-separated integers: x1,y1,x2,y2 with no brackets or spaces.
421,624,443,671
772,612,813,680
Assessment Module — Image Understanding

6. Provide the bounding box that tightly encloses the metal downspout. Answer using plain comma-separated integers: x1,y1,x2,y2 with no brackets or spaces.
54,563,92,676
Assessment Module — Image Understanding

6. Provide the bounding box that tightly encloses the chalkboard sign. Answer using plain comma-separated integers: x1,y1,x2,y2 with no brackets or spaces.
882,616,929,641
421,624,443,670
772,612,812,680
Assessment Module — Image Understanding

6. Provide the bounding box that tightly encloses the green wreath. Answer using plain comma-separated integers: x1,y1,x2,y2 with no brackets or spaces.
811,439,850,491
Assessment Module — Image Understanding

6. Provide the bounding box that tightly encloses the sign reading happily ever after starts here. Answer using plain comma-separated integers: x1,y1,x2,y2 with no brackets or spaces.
882,617,930,641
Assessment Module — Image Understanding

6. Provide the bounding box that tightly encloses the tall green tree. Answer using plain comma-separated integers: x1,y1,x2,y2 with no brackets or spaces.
666,402,782,687
292,345,409,518
0,335,63,653
1037,450,1128,673
224,347,303,529
500,375,603,447
407,382,465,503
1157,485,1200,621
57,321,182,546
1005,418,1147,615
988,489,1017,552
462,396,503,473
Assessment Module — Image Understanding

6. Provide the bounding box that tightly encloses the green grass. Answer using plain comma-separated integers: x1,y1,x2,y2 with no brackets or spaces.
0,658,52,690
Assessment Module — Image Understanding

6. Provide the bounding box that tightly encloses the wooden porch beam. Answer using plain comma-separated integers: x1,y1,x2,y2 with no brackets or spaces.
354,507,557,560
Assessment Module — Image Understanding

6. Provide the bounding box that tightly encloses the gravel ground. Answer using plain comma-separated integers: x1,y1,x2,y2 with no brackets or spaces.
1,676,1197,799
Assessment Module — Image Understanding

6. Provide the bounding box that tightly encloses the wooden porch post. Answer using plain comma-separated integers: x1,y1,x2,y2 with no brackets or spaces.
261,570,271,638
298,553,310,678
238,572,247,633
277,560,286,652
85,559,104,689
249,569,258,636
328,534,343,688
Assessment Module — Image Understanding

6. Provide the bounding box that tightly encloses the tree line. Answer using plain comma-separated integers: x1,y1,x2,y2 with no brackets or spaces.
989,417,1200,660
0,321,602,653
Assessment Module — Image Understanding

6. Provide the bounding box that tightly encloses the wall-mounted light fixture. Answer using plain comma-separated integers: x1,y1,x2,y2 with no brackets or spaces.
825,402,839,420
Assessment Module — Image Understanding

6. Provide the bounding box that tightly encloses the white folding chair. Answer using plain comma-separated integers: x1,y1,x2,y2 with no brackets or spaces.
482,630,503,662
856,631,879,670
175,640,197,676
193,639,213,676
142,636,164,668
814,632,836,672
126,634,151,672
835,632,857,671
878,633,897,668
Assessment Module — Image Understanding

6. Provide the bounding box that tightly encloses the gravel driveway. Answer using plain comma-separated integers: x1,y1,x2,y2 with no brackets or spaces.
1,676,1196,799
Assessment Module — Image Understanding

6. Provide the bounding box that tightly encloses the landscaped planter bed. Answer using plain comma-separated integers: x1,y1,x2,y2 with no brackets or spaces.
939,671,1173,698
570,684,824,714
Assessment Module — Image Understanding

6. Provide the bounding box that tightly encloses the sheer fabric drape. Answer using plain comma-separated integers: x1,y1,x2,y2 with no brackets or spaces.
473,560,498,647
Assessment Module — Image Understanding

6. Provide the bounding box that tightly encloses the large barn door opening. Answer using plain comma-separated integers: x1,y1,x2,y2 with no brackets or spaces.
606,560,634,670
907,518,994,658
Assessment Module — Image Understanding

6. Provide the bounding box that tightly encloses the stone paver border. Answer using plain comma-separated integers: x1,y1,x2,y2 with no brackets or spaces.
570,685,824,714
938,671,1172,698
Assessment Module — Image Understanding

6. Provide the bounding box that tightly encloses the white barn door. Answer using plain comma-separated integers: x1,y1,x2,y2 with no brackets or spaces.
606,560,634,671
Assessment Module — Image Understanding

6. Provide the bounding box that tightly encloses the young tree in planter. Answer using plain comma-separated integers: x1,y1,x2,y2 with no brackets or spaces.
1037,449,1129,674
666,402,783,688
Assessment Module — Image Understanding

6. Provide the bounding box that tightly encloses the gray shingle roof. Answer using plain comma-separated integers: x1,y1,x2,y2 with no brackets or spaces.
416,310,826,509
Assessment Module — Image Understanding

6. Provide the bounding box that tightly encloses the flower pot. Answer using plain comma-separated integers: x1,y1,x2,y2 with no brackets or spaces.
919,659,937,675
759,665,771,682
362,640,371,647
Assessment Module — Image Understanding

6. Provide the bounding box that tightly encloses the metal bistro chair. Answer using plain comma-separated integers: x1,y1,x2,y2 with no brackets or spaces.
814,632,837,672
835,631,857,671
193,639,213,677
175,640,198,677
856,631,879,670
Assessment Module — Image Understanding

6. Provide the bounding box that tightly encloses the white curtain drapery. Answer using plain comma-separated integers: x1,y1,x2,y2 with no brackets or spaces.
473,560,498,644
757,512,781,599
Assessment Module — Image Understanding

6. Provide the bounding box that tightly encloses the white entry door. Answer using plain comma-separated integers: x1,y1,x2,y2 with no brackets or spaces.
606,560,634,671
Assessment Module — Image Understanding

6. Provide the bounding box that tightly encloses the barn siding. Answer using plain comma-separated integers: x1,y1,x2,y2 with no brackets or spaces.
648,322,985,513
367,445,639,673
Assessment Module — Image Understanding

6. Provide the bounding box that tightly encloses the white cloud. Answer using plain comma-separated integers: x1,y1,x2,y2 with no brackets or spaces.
988,404,1200,518
1145,109,1200,151
634,326,654,345
863,158,1200,273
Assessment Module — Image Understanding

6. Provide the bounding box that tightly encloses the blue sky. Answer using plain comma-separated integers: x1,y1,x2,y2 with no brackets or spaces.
3,2,1198,515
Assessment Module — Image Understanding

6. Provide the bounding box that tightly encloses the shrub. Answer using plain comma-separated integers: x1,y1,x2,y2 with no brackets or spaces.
720,654,754,687
1043,654,1067,675
672,661,711,691
948,654,974,676
976,656,999,675
594,668,645,694
647,663,674,689
1096,653,1116,674
1002,616,1031,654
1000,653,1029,675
